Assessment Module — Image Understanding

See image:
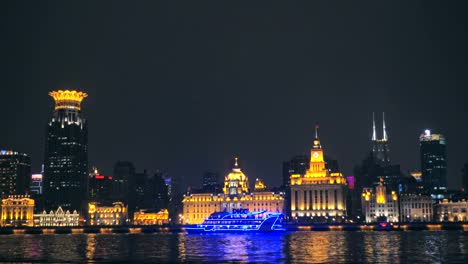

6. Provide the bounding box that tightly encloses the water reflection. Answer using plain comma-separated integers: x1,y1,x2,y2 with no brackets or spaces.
0,231,466,263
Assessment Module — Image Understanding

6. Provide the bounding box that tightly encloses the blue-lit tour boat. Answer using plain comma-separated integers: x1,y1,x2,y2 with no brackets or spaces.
185,209,285,233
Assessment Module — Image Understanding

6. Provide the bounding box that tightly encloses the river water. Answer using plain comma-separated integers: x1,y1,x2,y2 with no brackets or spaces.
0,231,467,263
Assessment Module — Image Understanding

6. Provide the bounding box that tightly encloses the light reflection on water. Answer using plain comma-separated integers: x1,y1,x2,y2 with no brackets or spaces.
0,231,466,263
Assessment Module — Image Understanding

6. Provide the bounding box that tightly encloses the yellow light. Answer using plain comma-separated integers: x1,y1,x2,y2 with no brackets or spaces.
49,90,88,111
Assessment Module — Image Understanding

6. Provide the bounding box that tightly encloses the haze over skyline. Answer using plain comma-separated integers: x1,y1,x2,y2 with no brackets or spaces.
1,1,467,190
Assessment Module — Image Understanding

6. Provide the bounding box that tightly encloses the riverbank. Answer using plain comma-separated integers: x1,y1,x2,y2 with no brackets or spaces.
1,222,467,234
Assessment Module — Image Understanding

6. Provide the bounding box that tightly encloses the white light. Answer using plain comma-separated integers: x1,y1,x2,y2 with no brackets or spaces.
424,129,431,137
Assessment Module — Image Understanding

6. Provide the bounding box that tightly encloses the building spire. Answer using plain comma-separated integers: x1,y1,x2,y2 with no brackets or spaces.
234,157,239,167
383,112,388,141
372,112,377,141
315,124,319,140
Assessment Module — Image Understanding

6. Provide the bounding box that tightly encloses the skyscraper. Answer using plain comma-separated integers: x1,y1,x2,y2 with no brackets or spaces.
372,112,390,165
0,150,31,196
420,129,447,194
43,90,89,212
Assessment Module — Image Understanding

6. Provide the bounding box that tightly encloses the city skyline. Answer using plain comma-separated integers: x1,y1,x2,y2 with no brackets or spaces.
2,1,468,191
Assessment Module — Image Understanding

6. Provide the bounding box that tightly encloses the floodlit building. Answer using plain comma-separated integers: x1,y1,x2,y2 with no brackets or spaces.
372,112,390,166
34,206,79,227
0,150,31,196
1,195,35,227
400,194,433,222
43,90,89,213
290,127,347,219
133,209,169,225
361,183,399,223
88,202,128,226
182,158,285,224
435,199,468,222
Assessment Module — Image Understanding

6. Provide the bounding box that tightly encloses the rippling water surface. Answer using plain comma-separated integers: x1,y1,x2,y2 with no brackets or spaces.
0,231,467,263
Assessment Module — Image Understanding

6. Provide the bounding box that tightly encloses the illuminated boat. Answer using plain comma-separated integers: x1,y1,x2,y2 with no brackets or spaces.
185,209,285,233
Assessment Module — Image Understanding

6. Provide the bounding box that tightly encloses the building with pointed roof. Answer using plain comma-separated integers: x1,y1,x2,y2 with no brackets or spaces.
290,126,348,220
182,158,284,224
34,206,80,227
372,112,390,166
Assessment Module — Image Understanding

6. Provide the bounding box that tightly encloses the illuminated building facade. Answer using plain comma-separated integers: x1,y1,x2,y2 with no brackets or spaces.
372,112,390,165
361,183,399,223
1,195,35,227
30,174,43,195
420,130,447,194
0,150,31,196
435,199,468,222
290,127,347,219
34,206,79,226
88,202,128,226
44,90,89,213
182,158,285,224
400,194,433,222
133,208,169,225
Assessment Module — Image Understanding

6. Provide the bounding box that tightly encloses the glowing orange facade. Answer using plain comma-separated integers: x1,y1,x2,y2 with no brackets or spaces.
133,209,169,225
182,158,285,224
88,202,127,226
49,90,88,111
290,128,347,218
1,195,35,227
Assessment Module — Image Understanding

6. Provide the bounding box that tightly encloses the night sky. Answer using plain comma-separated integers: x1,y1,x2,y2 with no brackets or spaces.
2,1,467,191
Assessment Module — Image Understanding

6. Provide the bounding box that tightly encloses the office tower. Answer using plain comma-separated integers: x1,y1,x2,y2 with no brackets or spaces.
372,112,390,166
30,174,43,195
420,129,447,194
89,167,113,203
0,150,31,196
112,161,135,203
290,126,347,220
43,90,88,212
201,171,220,193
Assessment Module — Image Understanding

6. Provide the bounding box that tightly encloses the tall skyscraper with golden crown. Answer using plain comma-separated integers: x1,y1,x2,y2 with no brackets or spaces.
43,90,89,213
182,158,284,224
290,126,347,219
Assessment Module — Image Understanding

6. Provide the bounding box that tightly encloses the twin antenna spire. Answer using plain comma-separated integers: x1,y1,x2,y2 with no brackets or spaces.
372,112,388,141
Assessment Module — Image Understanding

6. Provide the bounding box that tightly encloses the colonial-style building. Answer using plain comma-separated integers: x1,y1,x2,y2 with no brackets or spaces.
361,183,399,223
435,199,468,222
400,194,433,222
133,208,169,225
290,127,347,219
182,158,285,224
88,202,128,226
1,195,35,227
34,206,80,227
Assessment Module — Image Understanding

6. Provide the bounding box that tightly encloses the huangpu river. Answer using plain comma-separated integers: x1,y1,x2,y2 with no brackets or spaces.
0,231,467,263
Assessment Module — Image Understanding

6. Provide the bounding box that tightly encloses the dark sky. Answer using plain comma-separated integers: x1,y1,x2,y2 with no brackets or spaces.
1,1,467,191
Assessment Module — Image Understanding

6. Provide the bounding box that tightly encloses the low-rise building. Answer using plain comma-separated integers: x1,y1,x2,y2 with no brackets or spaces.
400,194,433,222
435,199,468,222
133,209,169,225
361,183,399,223
34,206,79,227
1,195,35,227
182,158,285,224
88,202,128,226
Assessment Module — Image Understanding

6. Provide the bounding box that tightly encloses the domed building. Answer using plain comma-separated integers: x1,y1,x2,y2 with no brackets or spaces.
182,158,285,224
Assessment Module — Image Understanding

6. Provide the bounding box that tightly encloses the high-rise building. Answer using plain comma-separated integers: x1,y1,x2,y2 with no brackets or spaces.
290,126,347,220
420,129,447,194
89,167,113,203
201,171,221,193
112,161,135,203
0,150,31,196
43,90,89,213
371,112,390,166
30,174,43,195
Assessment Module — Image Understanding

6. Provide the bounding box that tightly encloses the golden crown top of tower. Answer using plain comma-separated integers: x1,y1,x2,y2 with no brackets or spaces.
49,90,88,111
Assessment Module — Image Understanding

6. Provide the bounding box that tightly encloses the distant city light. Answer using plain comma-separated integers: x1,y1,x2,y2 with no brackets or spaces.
424,129,431,137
